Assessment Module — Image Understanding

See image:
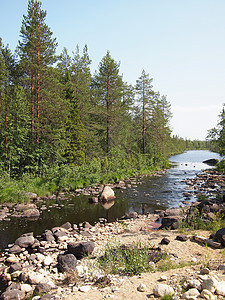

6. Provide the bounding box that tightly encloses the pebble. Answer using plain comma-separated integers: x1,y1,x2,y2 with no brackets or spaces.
79,285,91,293
137,283,146,292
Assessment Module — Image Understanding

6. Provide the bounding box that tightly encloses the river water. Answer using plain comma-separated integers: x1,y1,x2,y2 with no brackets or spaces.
0,150,222,250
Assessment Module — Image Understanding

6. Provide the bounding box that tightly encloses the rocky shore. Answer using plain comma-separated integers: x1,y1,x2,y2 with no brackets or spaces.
0,169,225,299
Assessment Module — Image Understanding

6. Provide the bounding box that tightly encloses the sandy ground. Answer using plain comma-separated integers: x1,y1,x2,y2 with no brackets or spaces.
59,215,225,300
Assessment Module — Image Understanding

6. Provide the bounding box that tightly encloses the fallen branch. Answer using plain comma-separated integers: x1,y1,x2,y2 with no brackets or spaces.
192,235,221,249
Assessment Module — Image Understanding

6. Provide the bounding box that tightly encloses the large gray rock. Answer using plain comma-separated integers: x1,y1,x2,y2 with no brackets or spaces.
67,241,95,259
57,254,77,272
202,278,218,293
14,233,35,248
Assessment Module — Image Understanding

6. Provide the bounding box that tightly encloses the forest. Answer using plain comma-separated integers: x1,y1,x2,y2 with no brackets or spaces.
0,0,215,201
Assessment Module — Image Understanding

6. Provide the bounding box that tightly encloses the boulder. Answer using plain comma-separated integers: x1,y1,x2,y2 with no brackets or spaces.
160,216,183,229
202,278,218,293
99,186,115,201
57,254,77,272
14,232,35,248
215,228,225,247
153,283,174,297
67,241,95,259
203,159,219,166
0,289,25,300
181,288,200,299
22,208,40,219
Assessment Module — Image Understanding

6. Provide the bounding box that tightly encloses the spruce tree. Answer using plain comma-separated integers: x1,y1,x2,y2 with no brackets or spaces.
93,51,124,154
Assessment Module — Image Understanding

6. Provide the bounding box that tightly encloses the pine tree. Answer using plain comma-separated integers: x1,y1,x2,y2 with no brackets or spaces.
18,0,57,140
18,0,65,171
135,70,154,154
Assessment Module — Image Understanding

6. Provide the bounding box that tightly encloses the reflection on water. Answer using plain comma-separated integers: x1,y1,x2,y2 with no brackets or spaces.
0,150,221,249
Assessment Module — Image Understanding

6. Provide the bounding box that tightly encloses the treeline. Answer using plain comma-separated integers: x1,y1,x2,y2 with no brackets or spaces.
0,0,203,185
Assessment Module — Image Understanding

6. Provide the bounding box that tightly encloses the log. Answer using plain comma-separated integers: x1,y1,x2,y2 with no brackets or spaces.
193,235,221,248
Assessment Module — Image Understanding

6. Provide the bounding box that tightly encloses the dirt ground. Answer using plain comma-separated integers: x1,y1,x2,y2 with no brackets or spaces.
61,215,225,300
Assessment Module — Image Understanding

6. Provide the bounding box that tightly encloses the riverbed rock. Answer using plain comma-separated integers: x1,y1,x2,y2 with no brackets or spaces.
22,208,40,219
57,254,77,272
42,230,55,242
99,186,115,201
67,241,95,259
14,232,35,248
8,245,23,254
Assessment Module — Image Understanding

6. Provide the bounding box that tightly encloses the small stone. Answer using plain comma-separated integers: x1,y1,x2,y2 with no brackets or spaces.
43,255,53,266
200,268,210,275
79,285,91,293
137,283,146,292
21,283,33,293
218,264,225,271
201,289,215,300
176,234,188,241
191,257,197,263
6,255,19,264
159,275,167,281
160,238,170,245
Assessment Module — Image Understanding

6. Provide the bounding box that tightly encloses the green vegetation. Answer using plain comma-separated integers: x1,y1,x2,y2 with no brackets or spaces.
0,0,212,202
97,241,198,277
178,210,225,234
97,242,155,276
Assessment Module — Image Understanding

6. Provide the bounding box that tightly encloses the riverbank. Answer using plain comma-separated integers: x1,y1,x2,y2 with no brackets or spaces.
1,211,225,299
1,169,225,299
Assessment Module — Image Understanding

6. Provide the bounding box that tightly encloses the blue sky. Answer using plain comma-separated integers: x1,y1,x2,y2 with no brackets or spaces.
1,0,225,140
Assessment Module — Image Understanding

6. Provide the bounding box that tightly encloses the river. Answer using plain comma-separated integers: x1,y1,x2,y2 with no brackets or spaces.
0,150,222,250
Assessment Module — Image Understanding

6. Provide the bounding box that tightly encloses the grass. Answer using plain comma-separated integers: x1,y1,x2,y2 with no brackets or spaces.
97,241,200,277
178,210,225,234
97,241,157,276
156,252,199,272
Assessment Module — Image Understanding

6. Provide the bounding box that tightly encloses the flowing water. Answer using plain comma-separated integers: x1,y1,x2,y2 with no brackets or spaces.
0,150,222,250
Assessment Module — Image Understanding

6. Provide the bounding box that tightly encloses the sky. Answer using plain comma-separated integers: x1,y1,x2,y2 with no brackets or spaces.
0,0,225,140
